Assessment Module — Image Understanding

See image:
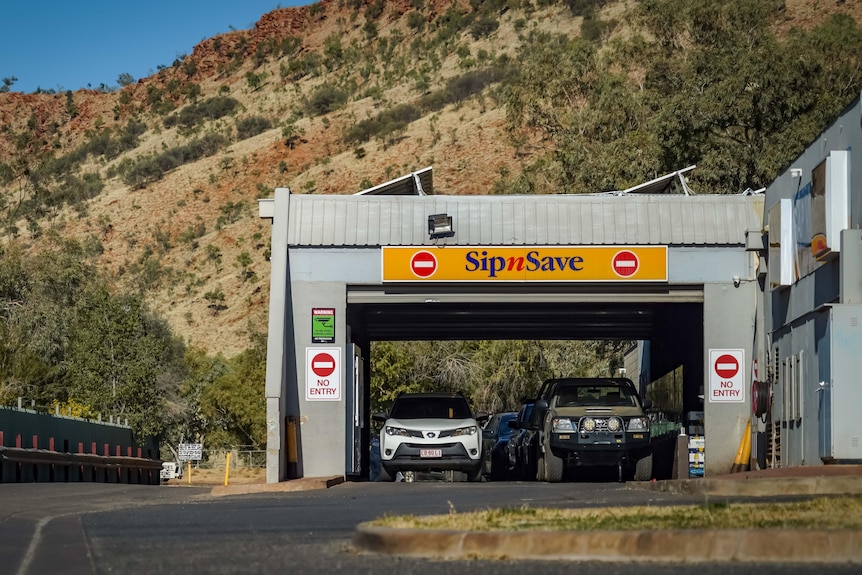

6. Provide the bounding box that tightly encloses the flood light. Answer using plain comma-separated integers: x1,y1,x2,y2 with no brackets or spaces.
428,213,455,239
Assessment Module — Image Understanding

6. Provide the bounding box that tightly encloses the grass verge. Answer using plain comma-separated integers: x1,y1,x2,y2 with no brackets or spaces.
370,496,862,531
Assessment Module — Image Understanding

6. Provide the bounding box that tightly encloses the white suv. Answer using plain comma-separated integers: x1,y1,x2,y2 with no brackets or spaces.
373,392,488,482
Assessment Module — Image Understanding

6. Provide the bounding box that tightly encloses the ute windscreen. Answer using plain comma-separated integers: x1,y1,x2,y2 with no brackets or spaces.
554,384,639,407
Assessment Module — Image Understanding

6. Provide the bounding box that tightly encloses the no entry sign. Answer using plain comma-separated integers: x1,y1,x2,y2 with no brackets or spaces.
410,250,438,278
612,250,639,278
714,354,739,379
708,349,745,403
306,347,341,401
310,352,336,377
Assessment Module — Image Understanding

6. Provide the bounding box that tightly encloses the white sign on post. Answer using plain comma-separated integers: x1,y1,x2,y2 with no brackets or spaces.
708,349,745,403
178,443,203,461
306,347,341,401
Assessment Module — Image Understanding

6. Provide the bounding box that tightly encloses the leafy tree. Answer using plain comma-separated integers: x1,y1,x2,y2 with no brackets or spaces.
200,332,266,448
370,339,633,414
163,347,230,454
236,116,272,140
305,83,348,116
370,340,433,412
236,251,253,281
0,237,93,404
1,76,18,93
117,72,135,87
65,284,187,439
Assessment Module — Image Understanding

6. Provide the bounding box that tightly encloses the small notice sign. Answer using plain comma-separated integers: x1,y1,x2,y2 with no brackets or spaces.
178,443,203,461
311,308,335,343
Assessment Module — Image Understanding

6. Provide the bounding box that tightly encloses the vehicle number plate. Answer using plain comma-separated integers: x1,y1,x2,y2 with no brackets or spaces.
420,449,442,458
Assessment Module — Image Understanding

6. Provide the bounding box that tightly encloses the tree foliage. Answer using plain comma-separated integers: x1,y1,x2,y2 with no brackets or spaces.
199,331,267,448
504,0,862,194
65,284,187,439
370,339,631,414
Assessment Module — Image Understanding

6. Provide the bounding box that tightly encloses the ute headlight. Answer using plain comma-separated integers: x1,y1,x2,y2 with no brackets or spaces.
627,417,649,432
552,418,574,432
385,426,409,436
580,417,596,432
607,417,622,432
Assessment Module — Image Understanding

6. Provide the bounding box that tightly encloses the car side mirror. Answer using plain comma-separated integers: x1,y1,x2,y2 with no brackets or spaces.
507,419,518,429
475,411,490,424
642,398,653,410
530,400,549,430
372,412,387,423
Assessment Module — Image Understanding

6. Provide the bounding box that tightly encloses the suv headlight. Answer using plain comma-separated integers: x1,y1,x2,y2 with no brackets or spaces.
627,417,649,432
552,418,574,432
385,426,409,436
441,425,478,437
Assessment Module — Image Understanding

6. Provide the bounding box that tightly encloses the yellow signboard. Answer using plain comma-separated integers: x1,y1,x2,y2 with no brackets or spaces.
382,246,667,282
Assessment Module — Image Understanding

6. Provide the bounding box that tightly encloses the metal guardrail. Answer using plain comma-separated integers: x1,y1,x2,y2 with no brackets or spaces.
0,446,162,485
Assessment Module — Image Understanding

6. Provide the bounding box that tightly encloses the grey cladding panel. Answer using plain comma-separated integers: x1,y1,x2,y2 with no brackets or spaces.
284,193,763,247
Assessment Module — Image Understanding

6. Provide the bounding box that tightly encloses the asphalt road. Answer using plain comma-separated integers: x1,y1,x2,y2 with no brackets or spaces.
1,479,858,575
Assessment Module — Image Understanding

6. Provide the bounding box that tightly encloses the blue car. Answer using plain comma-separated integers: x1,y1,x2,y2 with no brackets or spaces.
481,411,518,481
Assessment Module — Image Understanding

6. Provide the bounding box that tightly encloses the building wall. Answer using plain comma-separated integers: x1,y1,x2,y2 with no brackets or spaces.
763,94,862,467
701,279,759,474
286,248,379,478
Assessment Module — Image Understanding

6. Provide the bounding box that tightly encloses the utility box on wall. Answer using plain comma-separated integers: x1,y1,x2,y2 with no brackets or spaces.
820,304,862,462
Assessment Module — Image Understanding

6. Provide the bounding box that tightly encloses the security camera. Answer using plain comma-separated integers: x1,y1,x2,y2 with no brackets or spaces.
732,276,741,288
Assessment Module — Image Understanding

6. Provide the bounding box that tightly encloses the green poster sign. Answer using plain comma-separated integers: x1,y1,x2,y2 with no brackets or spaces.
312,308,335,343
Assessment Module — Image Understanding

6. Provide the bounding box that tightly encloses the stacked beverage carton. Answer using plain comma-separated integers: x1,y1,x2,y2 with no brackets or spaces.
687,411,705,477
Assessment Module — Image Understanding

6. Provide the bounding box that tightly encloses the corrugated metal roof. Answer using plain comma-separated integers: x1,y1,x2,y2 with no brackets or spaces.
284,193,764,247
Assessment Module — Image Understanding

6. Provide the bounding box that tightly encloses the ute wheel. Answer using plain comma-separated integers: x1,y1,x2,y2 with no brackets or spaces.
544,448,564,483
617,461,625,483
377,466,395,482
535,453,546,482
634,453,653,482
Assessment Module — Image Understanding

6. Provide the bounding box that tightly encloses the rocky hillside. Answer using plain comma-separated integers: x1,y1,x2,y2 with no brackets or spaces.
1,0,860,357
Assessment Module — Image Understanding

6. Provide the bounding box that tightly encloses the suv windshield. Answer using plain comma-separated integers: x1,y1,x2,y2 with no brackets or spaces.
554,384,639,407
390,396,472,419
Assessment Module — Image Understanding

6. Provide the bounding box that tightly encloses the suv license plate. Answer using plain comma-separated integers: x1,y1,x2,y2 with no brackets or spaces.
420,449,442,458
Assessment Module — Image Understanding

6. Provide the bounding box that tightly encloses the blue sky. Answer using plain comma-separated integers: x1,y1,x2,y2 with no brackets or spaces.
1,1,310,94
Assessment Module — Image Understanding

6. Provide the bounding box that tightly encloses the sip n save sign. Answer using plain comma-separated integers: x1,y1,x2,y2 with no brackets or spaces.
708,349,745,403
306,347,341,401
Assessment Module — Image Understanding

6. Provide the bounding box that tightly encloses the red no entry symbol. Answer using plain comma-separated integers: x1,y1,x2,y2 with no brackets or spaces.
410,251,438,278
714,354,739,379
311,352,336,377
612,250,640,278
